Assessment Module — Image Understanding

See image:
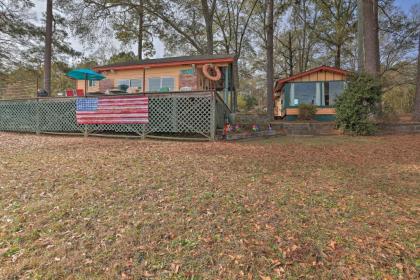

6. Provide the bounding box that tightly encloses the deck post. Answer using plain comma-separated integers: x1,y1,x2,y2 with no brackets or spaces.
172,96,178,132
210,92,216,141
142,68,146,94
35,99,40,135
224,67,229,106
141,124,145,139
84,125,88,137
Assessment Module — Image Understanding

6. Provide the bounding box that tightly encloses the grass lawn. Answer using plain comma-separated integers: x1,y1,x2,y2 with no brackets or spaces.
0,133,419,279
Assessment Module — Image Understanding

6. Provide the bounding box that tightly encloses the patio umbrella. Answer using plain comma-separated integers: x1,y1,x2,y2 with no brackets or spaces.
66,68,105,95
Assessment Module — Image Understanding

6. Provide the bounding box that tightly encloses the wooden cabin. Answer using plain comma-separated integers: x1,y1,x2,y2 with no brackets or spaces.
76,54,236,110
274,66,348,121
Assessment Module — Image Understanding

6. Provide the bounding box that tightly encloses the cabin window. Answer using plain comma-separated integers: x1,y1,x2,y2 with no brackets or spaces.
289,82,319,106
117,80,130,88
117,79,142,88
148,78,161,92
324,82,330,106
88,80,97,87
162,78,175,90
129,79,142,89
328,81,344,105
148,77,175,92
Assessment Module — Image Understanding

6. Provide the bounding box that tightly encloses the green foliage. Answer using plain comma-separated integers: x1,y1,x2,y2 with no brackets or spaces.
382,86,415,114
237,94,246,110
238,94,257,111
381,102,399,122
0,1,80,71
298,103,317,120
107,52,137,65
335,73,382,135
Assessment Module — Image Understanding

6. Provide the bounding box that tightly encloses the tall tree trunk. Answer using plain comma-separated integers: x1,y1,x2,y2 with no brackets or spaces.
363,0,380,76
414,34,420,120
288,31,293,76
357,0,364,72
266,0,274,120
137,1,144,60
201,0,215,54
44,0,53,95
335,44,341,68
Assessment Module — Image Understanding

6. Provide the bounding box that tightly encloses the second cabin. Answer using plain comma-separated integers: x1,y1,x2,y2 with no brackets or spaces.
274,66,348,121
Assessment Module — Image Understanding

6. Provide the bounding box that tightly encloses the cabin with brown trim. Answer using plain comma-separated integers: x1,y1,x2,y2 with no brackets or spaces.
274,66,349,121
75,54,237,111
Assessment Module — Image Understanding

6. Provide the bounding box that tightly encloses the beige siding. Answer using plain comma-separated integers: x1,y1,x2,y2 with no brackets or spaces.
293,71,346,82
75,63,229,93
76,80,99,93
286,108,336,115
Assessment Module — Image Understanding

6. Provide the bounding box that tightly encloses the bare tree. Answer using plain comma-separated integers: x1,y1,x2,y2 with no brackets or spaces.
266,0,274,119
44,0,53,95
414,33,420,120
291,0,318,72
312,0,357,68
214,0,259,109
201,0,217,54
276,32,295,76
143,0,214,54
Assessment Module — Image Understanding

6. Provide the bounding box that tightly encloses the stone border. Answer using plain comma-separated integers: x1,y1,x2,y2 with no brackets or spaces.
377,122,420,135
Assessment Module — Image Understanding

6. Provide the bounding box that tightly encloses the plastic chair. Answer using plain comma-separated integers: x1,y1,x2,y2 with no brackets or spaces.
66,89,74,97
76,89,84,96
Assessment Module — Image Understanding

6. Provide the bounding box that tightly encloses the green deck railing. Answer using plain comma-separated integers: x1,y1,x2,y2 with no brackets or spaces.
0,91,231,140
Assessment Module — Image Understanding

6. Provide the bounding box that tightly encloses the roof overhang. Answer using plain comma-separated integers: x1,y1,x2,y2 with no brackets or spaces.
94,57,235,72
274,65,350,92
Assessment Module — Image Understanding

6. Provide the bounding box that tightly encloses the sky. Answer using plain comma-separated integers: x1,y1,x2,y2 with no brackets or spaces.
396,0,419,12
32,0,419,61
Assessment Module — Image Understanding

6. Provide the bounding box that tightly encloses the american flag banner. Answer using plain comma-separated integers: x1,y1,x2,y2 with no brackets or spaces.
76,96,149,124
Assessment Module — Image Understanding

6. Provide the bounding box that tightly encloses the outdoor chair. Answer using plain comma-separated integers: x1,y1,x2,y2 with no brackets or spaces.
76,89,84,96
66,89,74,97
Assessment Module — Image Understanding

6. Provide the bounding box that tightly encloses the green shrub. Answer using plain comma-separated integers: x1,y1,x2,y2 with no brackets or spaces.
238,94,258,111
335,73,382,135
298,103,317,120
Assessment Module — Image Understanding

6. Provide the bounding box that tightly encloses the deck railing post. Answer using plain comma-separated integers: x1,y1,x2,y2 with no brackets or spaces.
210,92,216,141
84,125,88,137
172,96,178,133
141,124,145,139
35,99,40,135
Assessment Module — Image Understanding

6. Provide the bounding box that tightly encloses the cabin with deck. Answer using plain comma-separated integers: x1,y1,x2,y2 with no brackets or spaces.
274,66,348,121
75,54,237,111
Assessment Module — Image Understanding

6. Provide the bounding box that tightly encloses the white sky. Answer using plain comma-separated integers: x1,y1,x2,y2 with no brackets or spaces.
32,0,165,59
